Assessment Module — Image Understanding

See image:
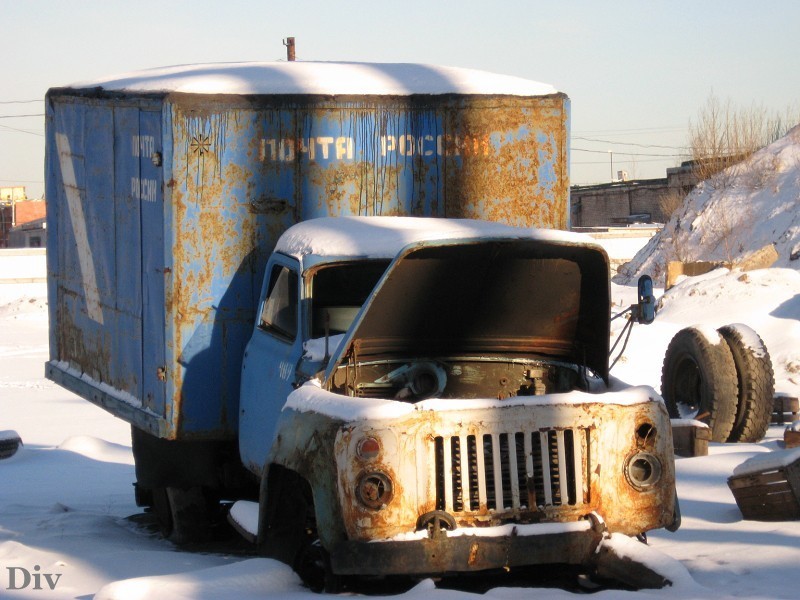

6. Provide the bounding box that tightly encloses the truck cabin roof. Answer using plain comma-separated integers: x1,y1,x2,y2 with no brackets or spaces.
273,216,605,271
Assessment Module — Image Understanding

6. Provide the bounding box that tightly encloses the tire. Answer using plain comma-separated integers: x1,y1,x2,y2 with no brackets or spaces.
294,538,346,593
150,486,217,544
150,487,174,538
661,327,739,442
259,466,345,591
718,324,775,443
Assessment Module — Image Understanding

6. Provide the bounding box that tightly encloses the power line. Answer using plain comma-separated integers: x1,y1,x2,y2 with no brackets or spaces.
573,125,687,135
571,146,687,158
0,113,44,119
0,125,44,136
571,157,681,165
573,136,690,151
0,178,44,184
0,99,43,104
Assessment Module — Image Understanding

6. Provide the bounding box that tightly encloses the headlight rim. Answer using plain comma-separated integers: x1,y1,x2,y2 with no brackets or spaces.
355,470,394,510
624,451,663,491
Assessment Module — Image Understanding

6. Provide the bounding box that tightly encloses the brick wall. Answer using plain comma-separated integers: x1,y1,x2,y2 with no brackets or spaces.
13,200,46,226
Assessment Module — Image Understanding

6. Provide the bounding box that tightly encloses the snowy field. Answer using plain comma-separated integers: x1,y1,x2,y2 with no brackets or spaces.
2,264,800,599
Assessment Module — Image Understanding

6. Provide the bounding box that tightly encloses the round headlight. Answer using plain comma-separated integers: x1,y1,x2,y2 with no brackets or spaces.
356,472,393,509
625,452,662,490
356,436,381,460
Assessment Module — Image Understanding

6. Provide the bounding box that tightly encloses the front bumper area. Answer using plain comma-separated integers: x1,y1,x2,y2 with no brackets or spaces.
329,521,605,576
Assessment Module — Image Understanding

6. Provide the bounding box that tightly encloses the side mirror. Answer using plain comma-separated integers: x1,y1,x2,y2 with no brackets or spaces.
635,275,656,324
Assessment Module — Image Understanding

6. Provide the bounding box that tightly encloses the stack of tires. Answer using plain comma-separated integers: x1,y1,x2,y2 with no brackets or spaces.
661,324,775,443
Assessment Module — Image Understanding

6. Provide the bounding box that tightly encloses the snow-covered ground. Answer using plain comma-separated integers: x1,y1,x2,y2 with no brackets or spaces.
2,266,800,599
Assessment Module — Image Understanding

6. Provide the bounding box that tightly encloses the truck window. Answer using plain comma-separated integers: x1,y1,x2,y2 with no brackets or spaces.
259,265,298,340
311,260,390,337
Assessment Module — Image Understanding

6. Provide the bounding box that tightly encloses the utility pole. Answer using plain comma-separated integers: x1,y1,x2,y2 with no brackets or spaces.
284,37,296,61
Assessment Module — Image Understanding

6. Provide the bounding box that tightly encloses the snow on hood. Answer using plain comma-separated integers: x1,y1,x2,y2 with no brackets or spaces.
274,216,597,265
65,61,559,97
615,125,800,286
284,379,661,423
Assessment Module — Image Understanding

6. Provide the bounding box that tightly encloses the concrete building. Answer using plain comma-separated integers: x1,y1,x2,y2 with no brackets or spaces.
8,217,46,248
570,162,700,229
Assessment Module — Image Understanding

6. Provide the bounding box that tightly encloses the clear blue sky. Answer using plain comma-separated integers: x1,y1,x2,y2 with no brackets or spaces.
2,0,799,199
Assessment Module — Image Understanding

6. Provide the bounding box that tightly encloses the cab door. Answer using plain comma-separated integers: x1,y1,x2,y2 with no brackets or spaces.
238,254,304,473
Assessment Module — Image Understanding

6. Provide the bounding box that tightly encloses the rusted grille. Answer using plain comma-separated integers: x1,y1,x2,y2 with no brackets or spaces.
433,429,589,514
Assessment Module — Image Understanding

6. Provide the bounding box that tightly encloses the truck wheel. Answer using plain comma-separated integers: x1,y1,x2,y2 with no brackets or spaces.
718,324,775,443
150,487,174,538
260,466,349,592
151,486,217,544
294,539,346,593
661,327,738,442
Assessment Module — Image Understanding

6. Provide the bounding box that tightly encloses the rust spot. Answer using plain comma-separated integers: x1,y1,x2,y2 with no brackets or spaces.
468,542,480,566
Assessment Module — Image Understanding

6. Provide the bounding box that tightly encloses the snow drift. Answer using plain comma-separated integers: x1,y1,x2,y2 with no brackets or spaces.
616,125,800,286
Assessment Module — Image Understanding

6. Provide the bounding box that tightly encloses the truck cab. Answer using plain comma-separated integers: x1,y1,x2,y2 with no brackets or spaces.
234,216,678,589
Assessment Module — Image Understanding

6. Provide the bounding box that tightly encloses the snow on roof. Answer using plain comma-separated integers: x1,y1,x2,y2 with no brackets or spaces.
66,61,559,97
273,216,596,265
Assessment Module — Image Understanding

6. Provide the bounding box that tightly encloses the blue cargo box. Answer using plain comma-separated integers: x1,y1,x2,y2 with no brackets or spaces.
44,62,570,440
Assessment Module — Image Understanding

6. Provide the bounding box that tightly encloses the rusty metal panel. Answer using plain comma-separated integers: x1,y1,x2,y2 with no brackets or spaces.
47,85,570,441
167,93,569,227
334,399,676,543
165,92,570,439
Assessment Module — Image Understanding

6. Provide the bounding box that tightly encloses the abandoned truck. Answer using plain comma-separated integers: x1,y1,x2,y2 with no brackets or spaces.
44,62,677,588
227,217,679,588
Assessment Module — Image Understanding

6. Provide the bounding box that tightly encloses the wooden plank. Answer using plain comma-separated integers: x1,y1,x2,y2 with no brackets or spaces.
732,484,792,500
728,470,787,488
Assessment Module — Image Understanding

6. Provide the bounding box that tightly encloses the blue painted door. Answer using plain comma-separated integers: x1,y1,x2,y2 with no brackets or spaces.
238,254,305,472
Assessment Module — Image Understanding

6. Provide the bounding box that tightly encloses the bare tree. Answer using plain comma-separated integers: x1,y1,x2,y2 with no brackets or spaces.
688,93,799,188
658,187,687,221
706,200,754,265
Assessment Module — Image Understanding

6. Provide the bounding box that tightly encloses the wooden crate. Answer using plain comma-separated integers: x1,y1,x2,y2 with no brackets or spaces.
785,428,800,449
727,457,800,521
671,421,710,457
772,396,799,425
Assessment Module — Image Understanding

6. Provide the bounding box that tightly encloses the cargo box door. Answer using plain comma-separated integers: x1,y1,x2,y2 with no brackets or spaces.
138,110,167,415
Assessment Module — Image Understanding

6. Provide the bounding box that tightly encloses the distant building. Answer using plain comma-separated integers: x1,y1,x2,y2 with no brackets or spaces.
0,186,27,202
0,187,46,248
8,217,47,248
570,161,701,229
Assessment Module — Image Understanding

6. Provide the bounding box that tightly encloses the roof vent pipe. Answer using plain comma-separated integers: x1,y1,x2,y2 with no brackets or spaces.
284,37,296,61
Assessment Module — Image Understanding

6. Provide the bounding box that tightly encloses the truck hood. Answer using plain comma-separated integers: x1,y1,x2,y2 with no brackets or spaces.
323,237,611,383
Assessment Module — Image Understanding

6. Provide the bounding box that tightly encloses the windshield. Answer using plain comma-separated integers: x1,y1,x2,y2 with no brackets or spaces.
309,260,391,337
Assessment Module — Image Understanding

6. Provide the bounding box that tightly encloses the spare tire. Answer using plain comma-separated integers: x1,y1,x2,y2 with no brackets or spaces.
718,324,775,443
661,327,738,442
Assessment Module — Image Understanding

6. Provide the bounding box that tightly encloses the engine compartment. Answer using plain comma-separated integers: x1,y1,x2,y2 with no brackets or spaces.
328,357,590,401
